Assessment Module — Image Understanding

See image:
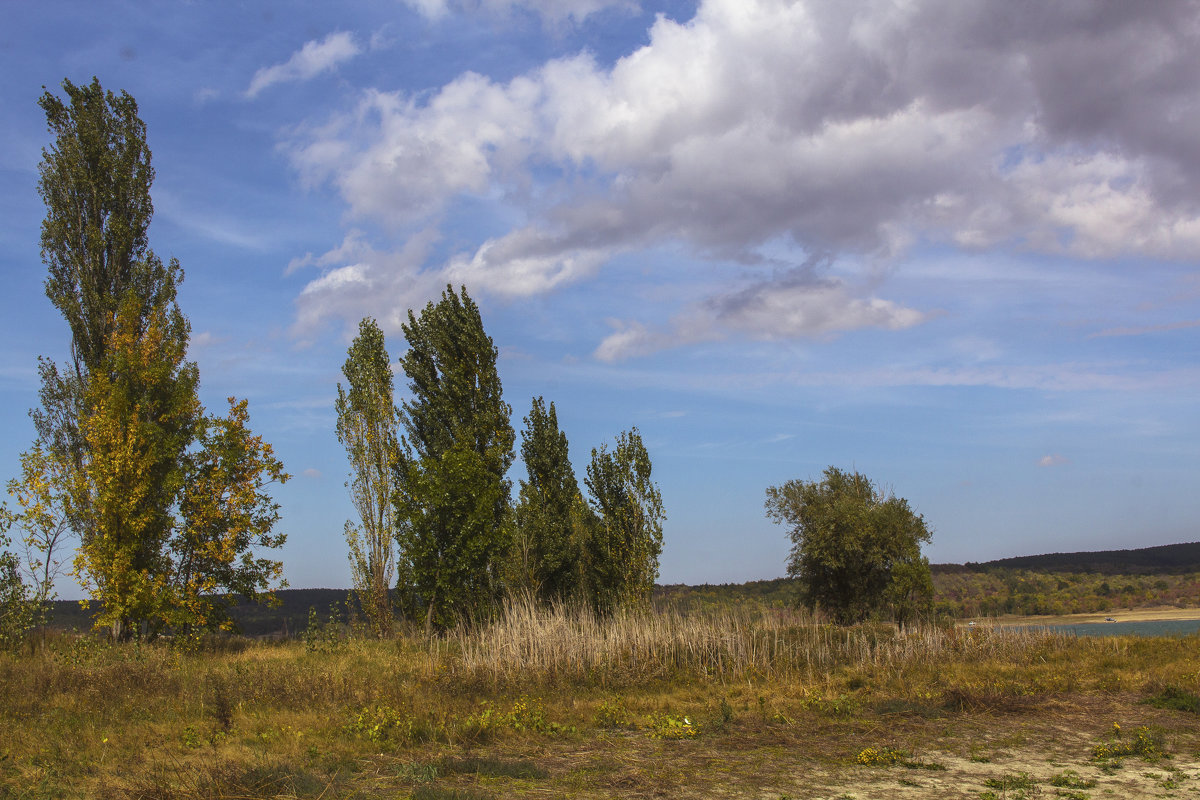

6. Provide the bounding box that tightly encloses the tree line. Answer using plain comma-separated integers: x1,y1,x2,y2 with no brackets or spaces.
337,292,666,637
0,79,288,644
0,77,667,645
1,77,935,647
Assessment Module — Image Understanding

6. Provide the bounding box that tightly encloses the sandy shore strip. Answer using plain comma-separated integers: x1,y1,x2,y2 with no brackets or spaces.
961,605,1200,627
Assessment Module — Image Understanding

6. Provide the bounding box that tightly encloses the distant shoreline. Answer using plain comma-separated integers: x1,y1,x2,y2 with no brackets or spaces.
964,605,1200,626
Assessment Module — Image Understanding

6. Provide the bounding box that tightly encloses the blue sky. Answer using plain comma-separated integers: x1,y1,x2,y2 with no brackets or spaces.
3,0,1200,597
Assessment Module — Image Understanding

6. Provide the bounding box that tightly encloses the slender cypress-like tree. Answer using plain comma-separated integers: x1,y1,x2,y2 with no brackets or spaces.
513,397,583,602
337,318,400,638
584,427,665,613
34,79,198,638
25,78,288,640
393,286,514,632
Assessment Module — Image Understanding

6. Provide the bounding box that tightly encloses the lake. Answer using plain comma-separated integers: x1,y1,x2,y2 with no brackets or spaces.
1011,618,1200,637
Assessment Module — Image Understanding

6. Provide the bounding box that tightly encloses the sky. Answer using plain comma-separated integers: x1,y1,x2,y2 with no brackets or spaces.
2,0,1200,598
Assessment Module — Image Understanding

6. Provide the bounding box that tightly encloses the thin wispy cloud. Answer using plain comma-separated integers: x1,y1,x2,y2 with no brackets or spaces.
595,262,929,361
1038,454,1069,468
1089,319,1200,339
246,32,361,98
402,0,637,25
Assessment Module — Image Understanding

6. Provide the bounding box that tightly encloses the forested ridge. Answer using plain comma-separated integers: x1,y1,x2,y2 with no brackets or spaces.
37,540,1200,633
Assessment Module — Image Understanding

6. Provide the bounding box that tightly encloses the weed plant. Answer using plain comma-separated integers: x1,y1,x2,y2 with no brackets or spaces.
1091,724,1167,762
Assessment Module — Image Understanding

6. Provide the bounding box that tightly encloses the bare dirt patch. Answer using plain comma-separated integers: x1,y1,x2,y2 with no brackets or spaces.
383,694,1200,799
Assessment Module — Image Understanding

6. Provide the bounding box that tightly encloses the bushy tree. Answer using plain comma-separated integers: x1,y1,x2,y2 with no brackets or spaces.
765,467,932,626
171,398,289,634
584,428,664,612
393,286,514,632
0,526,36,651
512,397,584,602
336,318,399,637
6,442,73,607
26,78,287,640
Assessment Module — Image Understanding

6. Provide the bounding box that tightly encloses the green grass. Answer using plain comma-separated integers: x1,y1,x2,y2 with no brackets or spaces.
1143,685,1200,714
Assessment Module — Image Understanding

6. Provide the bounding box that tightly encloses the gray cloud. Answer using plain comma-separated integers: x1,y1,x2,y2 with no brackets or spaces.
287,0,1200,352
594,258,928,361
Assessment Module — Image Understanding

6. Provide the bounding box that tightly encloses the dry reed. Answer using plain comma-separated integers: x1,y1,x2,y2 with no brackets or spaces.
451,596,1069,687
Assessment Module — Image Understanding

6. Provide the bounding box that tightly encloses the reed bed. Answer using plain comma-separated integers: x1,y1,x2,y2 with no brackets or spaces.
452,596,1072,687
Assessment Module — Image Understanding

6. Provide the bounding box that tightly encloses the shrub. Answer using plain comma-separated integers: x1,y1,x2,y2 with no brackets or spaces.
1091,725,1166,762
347,704,432,744
1144,685,1200,714
303,604,344,653
1049,770,1097,789
855,746,906,766
593,697,631,729
646,712,697,740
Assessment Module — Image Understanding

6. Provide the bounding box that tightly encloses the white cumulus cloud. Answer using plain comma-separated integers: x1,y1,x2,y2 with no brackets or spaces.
284,0,1200,352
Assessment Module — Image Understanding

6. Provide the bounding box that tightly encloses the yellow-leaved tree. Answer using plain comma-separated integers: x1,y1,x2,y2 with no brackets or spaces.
173,398,288,635
72,299,198,637
11,77,290,641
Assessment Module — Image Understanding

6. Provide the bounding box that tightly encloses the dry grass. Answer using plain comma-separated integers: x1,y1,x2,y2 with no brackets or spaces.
453,596,1093,688
3,602,1200,798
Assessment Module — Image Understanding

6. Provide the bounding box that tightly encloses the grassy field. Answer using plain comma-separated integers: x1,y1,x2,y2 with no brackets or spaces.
3,598,1200,799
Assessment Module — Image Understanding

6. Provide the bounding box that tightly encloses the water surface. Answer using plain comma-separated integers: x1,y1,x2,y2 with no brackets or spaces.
1016,618,1200,637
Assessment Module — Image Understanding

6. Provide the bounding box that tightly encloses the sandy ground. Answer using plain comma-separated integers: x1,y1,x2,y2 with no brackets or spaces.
390,694,1200,799
962,606,1200,627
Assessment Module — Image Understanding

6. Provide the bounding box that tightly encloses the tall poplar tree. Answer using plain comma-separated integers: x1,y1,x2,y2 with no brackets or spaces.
25,77,288,639
34,77,168,554
71,295,200,636
336,317,400,638
512,397,584,602
393,286,514,632
584,428,665,613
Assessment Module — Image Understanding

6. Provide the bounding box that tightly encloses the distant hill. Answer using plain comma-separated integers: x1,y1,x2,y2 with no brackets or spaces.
47,588,351,637
934,541,1200,575
42,541,1200,633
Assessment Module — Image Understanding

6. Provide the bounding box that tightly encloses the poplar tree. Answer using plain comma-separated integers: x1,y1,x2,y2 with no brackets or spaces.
70,295,200,636
393,286,514,632
34,77,166,555
24,77,288,639
33,78,199,639
584,428,665,612
512,397,584,602
336,317,400,638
